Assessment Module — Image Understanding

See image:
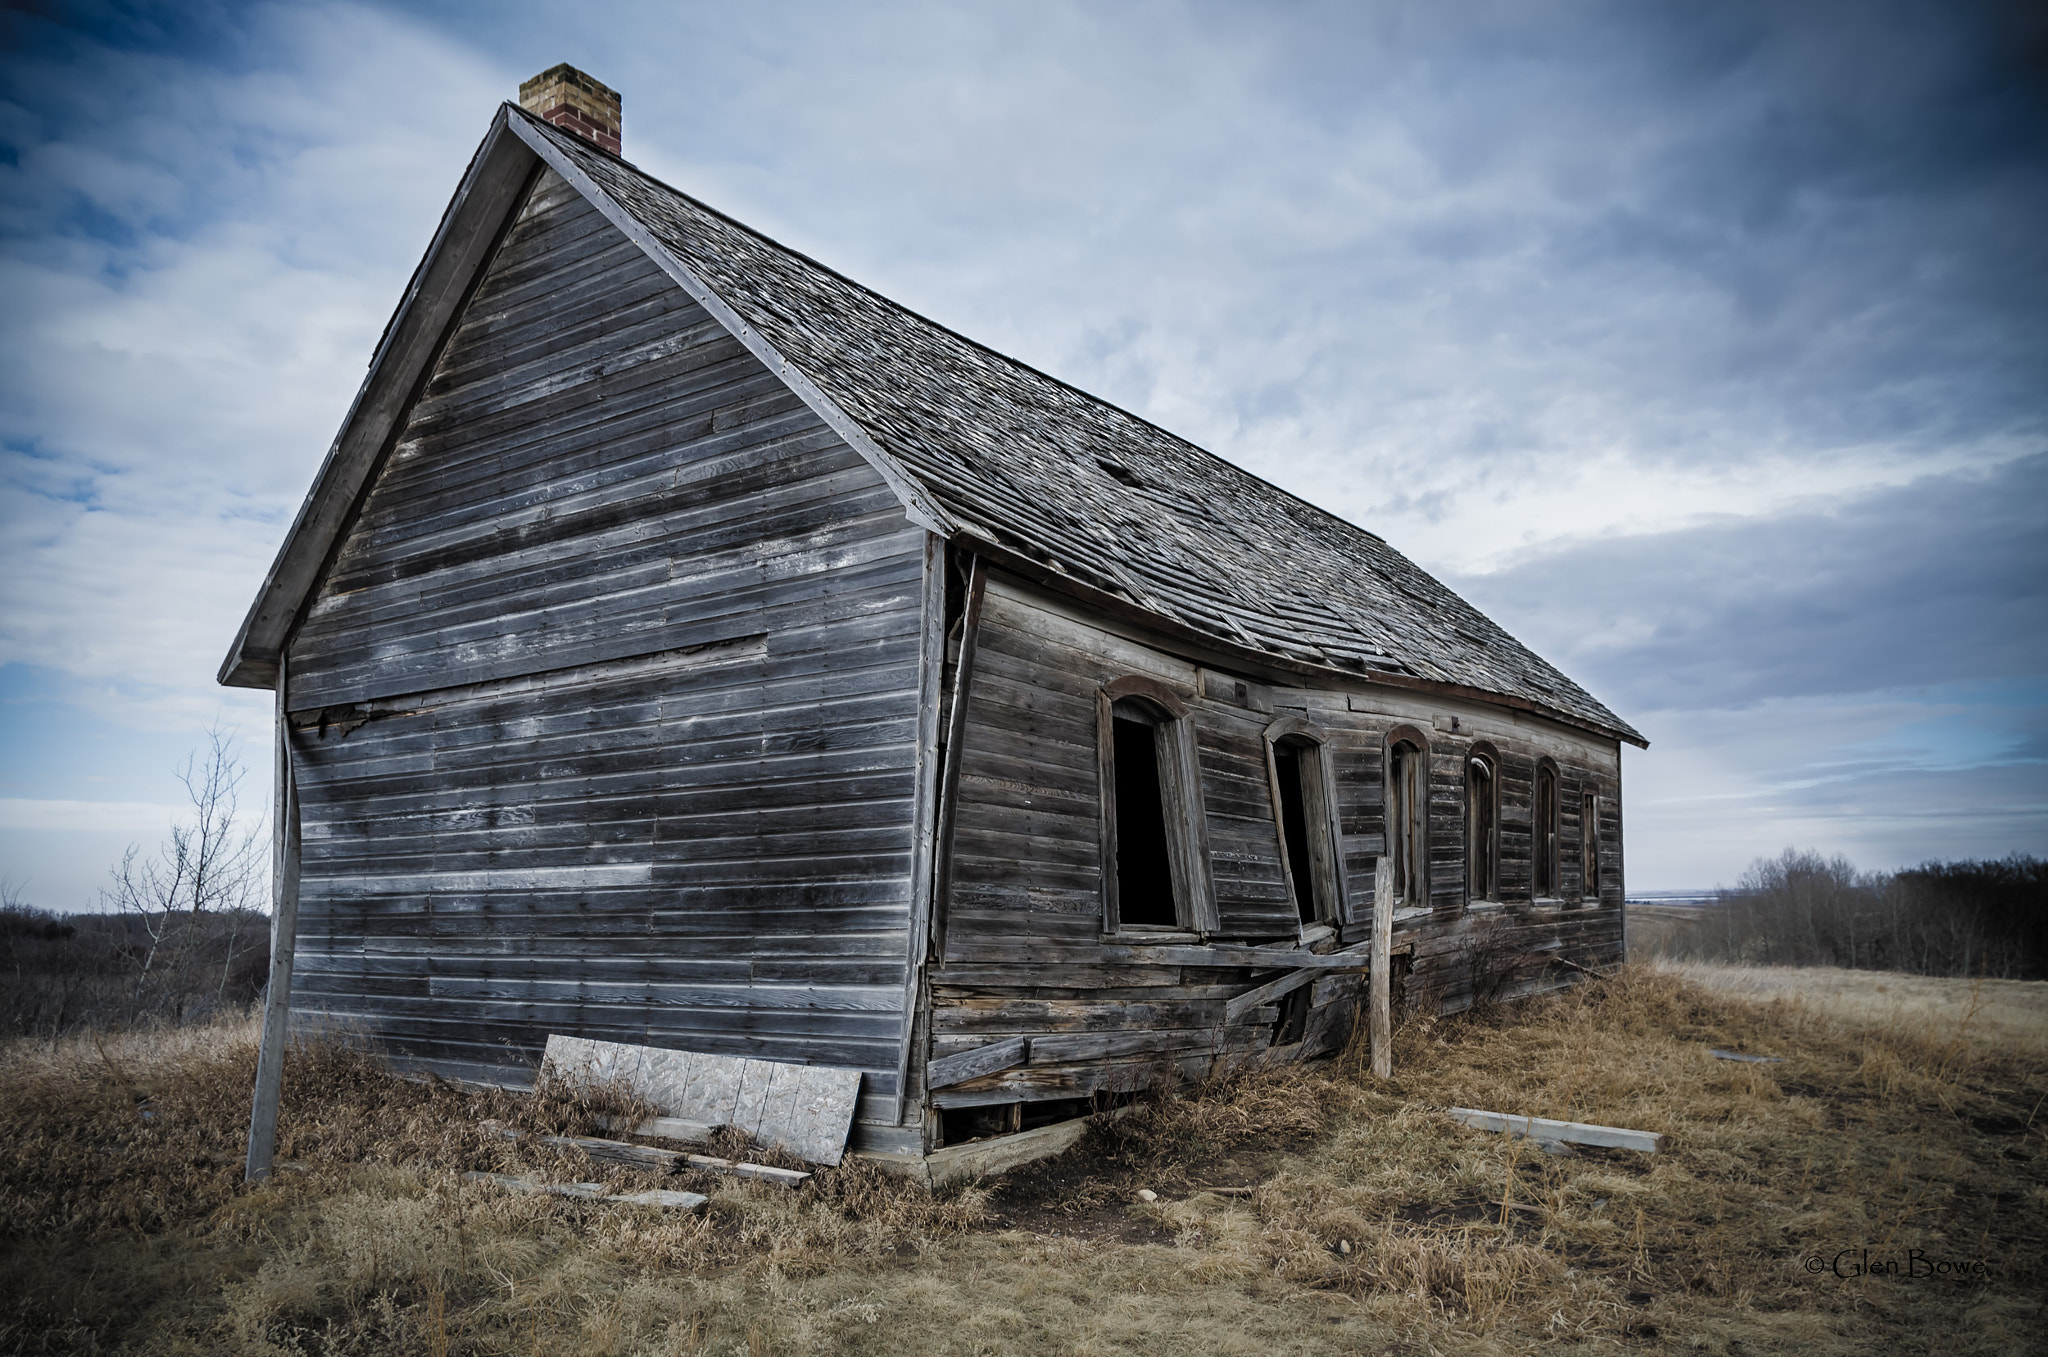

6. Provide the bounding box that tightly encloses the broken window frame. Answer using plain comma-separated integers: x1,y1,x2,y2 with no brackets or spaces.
1097,676,1217,937
1262,715,1346,930
1533,758,1561,901
1580,786,1600,905
1466,742,1500,907
1384,728,1431,910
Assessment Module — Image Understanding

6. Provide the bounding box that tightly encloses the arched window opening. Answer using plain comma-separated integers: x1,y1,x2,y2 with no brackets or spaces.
1267,727,1338,925
1581,789,1600,904
1534,762,1560,899
1111,699,1178,927
1467,752,1498,904
1098,677,1215,935
1388,738,1428,906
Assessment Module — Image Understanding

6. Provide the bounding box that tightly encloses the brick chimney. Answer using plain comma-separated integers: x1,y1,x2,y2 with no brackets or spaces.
519,64,621,154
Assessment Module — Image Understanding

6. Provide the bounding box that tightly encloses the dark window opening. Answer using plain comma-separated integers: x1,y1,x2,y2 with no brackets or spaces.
1468,755,1496,903
1274,742,1319,923
1113,712,1178,926
1273,985,1311,1047
939,1103,1020,1145
1535,764,1559,898
1389,740,1427,905
1581,790,1599,903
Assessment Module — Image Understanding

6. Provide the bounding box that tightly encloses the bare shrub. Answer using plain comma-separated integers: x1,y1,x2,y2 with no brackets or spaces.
100,726,268,1023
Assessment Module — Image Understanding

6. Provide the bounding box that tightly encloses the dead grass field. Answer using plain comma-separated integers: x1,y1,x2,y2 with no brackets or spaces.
1658,960,2048,1057
3,965,2044,1355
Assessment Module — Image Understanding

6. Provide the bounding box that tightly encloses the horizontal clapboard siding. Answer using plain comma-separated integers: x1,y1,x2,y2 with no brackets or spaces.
946,575,1300,957
285,168,925,1124
928,571,1628,1123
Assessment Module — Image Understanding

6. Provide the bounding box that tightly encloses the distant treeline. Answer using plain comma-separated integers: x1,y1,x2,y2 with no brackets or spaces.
1,900,269,1037
1641,850,2048,980
1,727,271,1037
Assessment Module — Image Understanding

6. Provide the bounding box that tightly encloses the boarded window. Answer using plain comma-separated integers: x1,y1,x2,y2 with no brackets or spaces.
1467,754,1497,903
1269,734,1337,925
1388,739,1427,906
1112,707,1178,927
1534,763,1560,898
1581,790,1599,903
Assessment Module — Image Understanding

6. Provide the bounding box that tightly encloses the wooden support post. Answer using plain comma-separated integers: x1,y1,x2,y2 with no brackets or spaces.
245,670,300,1182
1371,854,1393,1079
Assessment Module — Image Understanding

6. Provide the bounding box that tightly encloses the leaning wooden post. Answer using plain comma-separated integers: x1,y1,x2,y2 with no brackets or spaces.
245,667,301,1182
1371,855,1394,1079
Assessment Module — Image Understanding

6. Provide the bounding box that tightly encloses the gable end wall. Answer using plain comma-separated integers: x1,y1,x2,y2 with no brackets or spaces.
282,169,929,1132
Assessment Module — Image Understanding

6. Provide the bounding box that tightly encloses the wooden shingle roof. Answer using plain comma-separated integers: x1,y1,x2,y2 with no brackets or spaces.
221,103,1640,746
516,111,1640,744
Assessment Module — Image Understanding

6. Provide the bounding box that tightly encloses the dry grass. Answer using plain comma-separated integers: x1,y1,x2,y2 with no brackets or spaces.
3,965,2044,1354
1660,960,2048,1057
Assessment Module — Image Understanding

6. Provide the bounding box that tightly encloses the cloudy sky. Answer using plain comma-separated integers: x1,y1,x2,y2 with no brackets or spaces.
3,0,2044,908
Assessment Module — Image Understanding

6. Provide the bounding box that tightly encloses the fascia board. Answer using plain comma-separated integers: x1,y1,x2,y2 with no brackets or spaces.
501,113,955,539
216,108,541,689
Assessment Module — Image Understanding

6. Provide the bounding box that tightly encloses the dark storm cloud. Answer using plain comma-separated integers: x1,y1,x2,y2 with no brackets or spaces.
1454,454,2048,716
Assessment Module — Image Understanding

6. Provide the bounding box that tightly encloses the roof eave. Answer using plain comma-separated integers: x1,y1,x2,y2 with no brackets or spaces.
954,531,1649,749
216,107,544,691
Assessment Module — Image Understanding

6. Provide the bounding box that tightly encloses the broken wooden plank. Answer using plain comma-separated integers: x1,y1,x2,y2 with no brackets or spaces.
601,1114,719,1144
1446,1107,1663,1153
543,1034,859,1165
1708,1049,1783,1063
465,1170,707,1210
1223,941,1371,1024
927,1036,1029,1089
481,1120,810,1185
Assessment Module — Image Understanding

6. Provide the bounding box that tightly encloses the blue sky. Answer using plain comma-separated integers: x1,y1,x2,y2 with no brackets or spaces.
2,0,2044,908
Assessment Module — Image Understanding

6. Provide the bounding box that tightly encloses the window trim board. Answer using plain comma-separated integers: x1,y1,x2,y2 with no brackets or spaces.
1261,714,1347,930
1096,677,1216,936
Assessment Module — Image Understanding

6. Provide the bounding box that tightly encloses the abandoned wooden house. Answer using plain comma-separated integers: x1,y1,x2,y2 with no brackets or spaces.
220,67,1646,1172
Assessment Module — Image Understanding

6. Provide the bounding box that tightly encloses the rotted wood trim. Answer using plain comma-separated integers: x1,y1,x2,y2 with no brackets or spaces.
504,112,954,540
1222,940,1370,1024
930,552,988,967
927,1035,1028,1089
894,533,950,1123
1260,713,1346,928
245,661,301,1179
1096,672,1214,936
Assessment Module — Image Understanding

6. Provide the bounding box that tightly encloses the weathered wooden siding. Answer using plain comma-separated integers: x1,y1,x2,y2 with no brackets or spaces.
283,169,928,1128
926,572,1624,1132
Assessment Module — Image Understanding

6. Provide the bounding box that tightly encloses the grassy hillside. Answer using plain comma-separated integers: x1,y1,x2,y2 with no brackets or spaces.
4,966,2043,1355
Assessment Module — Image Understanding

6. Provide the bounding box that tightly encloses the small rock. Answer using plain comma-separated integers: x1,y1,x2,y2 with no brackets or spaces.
1136,1189,1158,1203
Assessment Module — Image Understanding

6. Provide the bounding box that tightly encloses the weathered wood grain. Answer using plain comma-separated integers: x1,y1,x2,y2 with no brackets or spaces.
926,1036,1029,1089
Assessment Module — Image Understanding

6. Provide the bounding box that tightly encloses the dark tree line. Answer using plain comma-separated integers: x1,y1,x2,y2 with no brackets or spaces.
1,729,270,1036
1650,848,2048,979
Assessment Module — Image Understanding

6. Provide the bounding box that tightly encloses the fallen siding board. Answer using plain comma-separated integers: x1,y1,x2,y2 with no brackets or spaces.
1446,1107,1663,1153
544,1034,862,1165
